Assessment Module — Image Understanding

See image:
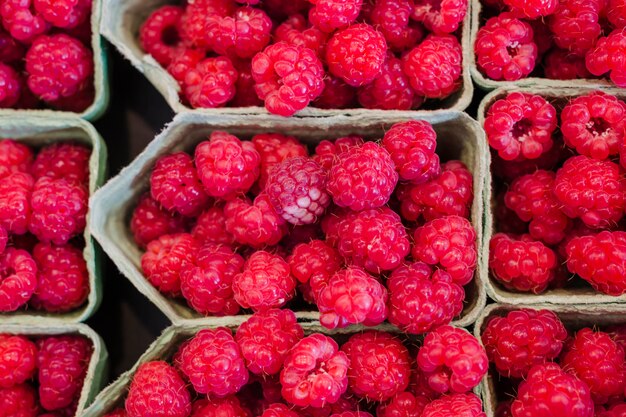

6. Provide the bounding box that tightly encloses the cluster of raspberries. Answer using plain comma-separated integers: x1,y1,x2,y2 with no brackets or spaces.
0,0,95,111
0,139,91,313
138,0,468,116
131,120,477,333
487,90,626,297
0,333,92,417
483,308,626,417
475,0,626,86
104,312,488,417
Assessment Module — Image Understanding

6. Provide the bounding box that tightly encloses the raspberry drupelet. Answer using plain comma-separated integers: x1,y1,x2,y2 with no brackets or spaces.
224,194,288,248
288,239,342,285
0,172,33,234
184,57,239,109
421,393,486,417
411,0,468,34
377,392,429,417
0,63,21,108
357,55,417,111
252,133,308,190
550,0,603,57
138,5,184,67
341,331,411,401
0,248,37,311
0,0,49,43
369,0,422,52
131,193,188,248
206,6,272,59
280,333,349,408
0,335,37,388
0,384,39,417
308,0,362,33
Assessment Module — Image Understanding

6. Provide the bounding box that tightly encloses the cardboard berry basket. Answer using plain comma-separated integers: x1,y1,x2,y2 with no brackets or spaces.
478,86,626,306
0,322,109,416
88,110,487,326
474,303,626,417
0,115,107,324
100,0,473,116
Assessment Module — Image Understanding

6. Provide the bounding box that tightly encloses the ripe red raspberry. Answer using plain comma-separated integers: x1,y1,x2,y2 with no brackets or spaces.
589,29,626,88
475,15,537,81
308,0,362,33
37,335,91,411
608,0,626,28
252,133,308,190
207,6,271,58
0,172,33,234
313,136,364,171
32,142,90,184
126,361,191,417
554,156,625,229
236,309,304,375
139,5,183,67
141,233,198,297
550,0,603,56
312,76,356,109
482,308,567,379
381,120,440,183
484,92,557,161
0,0,49,43
402,34,462,98
377,392,429,417
195,132,260,199
0,384,38,417
224,194,288,248
412,0,467,34
503,0,557,18
177,328,249,396
0,248,37,311
230,58,263,107
561,92,626,160
387,262,463,334
288,239,341,286
422,393,485,417
330,413,372,417
0,63,20,108
317,267,387,329
28,177,87,245
489,233,558,293
0,27,25,63
150,152,210,217
25,34,93,103
191,205,234,246
178,0,235,50
274,14,327,58
183,57,238,109
34,0,90,28
325,24,387,87
397,160,472,222
295,395,358,417
0,227,5,254
341,331,411,401
328,142,397,211
30,242,88,312
180,243,243,316
369,0,422,52
0,139,32,178
232,250,296,311
505,170,572,245
192,397,250,417
131,194,188,248
280,333,348,407
260,403,299,417
357,55,417,111
543,49,592,80
0,335,36,388
512,363,594,417
166,48,204,86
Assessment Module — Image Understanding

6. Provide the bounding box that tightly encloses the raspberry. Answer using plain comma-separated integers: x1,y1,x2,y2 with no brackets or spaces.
411,0,468,34
230,58,263,107
34,0,89,29
341,331,411,401
554,156,625,229
280,333,349,408
561,92,626,160
484,92,557,161
252,133,308,190
387,262,463,334
192,397,250,417
543,49,592,80
402,34,462,98
325,24,387,87
422,393,485,417
495,402,513,417
139,6,184,67
37,335,91,411
512,363,594,417
313,136,364,171
288,239,341,285
178,0,235,50
183,57,238,109
265,0,309,18
30,242,88,312
317,267,388,329
0,63,20,108
357,55,416,111
0,335,36,388
25,34,93,102
397,160,472,222
608,0,626,29
0,172,33,234
191,205,234,246
167,48,204,86
312,76,356,109
232,250,296,311
475,15,537,81
327,142,397,211
331,413,372,417
561,328,625,404
131,194,188,248
505,170,572,245
126,361,191,417
0,384,38,417
550,0,603,56
235,309,304,375
180,243,243,316
150,152,210,217
0,0,49,43
0,228,5,253
566,231,626,296
195,132,260,199
176,328,249,396
296,396,357,417
0,139,32,178
482,308,567,379
503,0,557,18
308,0,362,33
489,233,558,293
598,405,626,417
377,392,429,417
0,28,25,63
46,83,93,112
31,142,90,184
0,248,37,311
260,403,299,417
141,233,198,297
28,177,87,245
334,207,410,273
368,0,422,51
274,14,327,57
209,6,272,59
224,194,288,248
381,120,440,183
265,157,330,225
